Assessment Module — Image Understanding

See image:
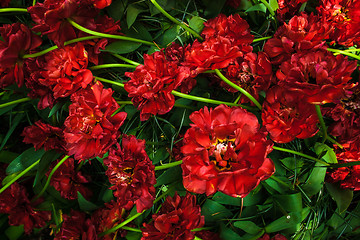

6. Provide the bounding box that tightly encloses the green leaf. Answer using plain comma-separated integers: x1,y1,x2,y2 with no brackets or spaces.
106,0,126,21
212,192,242,206
325,182,353,214
33,151,62,187
149,147,170,165
219,223,241,240
314,142,337,164
0,150,18,164
188,16,205,34
245,4,267,13
0,113,24,151
126,231,142,240
274,193,303,213
127,22,153,41
104,40,142,54
127,4,146,28
48,101,64,118
202,0,227,18
6,148,45,175
269,0,279,11
265,207,310,233
234,221,262,234
302,161,327,196
201,199,232,224
77,192,99,212
5,225,24,240
154,165,181,187
264,176,287,194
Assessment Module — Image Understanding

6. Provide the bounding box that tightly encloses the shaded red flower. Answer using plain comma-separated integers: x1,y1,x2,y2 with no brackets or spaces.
226,0,242,9
47,157,92,200
317,0,360,46
141,192,204,240
217,52,272,104
277,0,308,22
264,12,332,65
91,201,127,240
181,104,274,197
326,140,360,190
258,233,288,240
276,50,357,104
36,43,93,98
55,210,97,240
125,51,187,121
262,86,319,143
104,135,156,213
195,230,222,240
21,120,66,152
0,182,51,235
0,0,11,7
64,82,127,161
0,23,42,88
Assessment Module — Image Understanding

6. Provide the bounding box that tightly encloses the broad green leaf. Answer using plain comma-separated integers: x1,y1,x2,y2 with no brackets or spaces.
245,4,267,13
5,225,24,240
0,150,18,164
0,113,24,151
6,148,45,175
127,4,146,28
325,182,353,214
33,151,62,187
280,157,304,173
78,192,98,212
48,101,64,118
314,142,337,164
188,16,205,34
327,210,346,229
202,0,227,18
265,207,310,233
126,232,142,240
213,192,242,206
154,165,181,187
264,176,287,194
302,162,327,196
127,22,153,41
106,0,126,21
201,199,232,224
156,26,180,46
273,193,303,213
220,223,241,240
269,0,279,11
234,221,262,234
104,40,142,54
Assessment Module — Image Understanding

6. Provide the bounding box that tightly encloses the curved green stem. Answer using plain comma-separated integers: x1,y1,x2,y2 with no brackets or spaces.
95,76,124,88
327,48,360,61
253,36,272,43
111,54,141,66
259,0,275,16
0,8,28,13
0,97,31,109
155,160,183,171
89,64,136,70
0,160,40,195
273,146,329,166
33,155,70,201
150,0,203,40
315,105,327,143
67,19,156,46
23,36,101,58
214,69,262,110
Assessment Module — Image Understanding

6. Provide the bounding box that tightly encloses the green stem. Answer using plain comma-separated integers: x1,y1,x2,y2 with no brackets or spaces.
194,237,203,240
327,48,360,61
116,101,133,105
0,160,40,195
112,54,141,66
67,19,156,46
273,146,329,166
214,69,262,110
0,97,31,109
95,76,124,88
259,0,275,16
326,135,343,149
0,8,28,13
23,36,101,58
89,64,136,70
33,155,70,200
150,0,203,40
155,160,183,171
121,226,142,233
315,105,327,143
253,36,272,43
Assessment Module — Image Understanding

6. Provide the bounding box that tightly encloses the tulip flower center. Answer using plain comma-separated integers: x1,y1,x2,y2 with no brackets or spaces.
210,138,237,171
114,167,134,184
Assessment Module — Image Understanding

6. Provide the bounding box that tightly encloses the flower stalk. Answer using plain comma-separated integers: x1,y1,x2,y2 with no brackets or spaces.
89,64,136,70
327,48,360,61
111,54,141,66
273,146,329,166
154,160,183,171
0,8,28,13
0,97,31,109
314,105,327,143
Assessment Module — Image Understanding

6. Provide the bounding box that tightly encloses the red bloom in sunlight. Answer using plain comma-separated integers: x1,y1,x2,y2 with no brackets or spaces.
317,0,360,46
0,183,51,235
0,23,42,88
64,82,127,161
104,135,156,213
55,210,97,240
21,120,66,152
276,50,357,104
262,86,319,143
125,51,187,121
91,201,127,240
264,12,332,65
48,157,92,200
326,140,360,190
201,14,254,48
277,0,308,22
141,192,204,240
37,43,93,98
181,105,274,198
89,0,112,9
218,52,272,104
